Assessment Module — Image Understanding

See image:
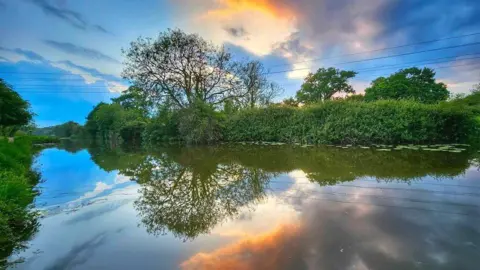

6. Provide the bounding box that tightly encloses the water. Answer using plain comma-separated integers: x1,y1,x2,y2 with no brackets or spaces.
9,144,480,269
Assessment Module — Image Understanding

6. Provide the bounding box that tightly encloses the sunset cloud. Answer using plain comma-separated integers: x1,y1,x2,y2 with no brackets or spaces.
181,224,302,270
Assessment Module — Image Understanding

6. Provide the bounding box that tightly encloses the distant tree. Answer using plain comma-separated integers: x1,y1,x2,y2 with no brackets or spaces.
0,79,33,136
296,67,357,104
343,94,365,102
471,83,480,94
364,67,449,103
448,82,480,114
122,29,242,109
282,97,300,107
237,61,283,108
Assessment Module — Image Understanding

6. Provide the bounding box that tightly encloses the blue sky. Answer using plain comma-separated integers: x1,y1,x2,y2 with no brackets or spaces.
1,0,479,127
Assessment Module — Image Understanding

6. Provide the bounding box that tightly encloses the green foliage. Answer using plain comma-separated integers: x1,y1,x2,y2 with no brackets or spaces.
112,86,152,117
86,143,474,241
296,67,357,104
122,29,241,109
29,135,61,144
282,97,300,107
0,137,40,268
225,100,476,145
364,67,449,104
34,121,84,138
85,103,147,145
0,79,33,136
142,109,180,145
447,86,480,115
343,94,365,102
176,102,224,144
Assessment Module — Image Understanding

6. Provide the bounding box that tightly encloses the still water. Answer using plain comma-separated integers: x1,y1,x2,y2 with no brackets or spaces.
10,144,480,269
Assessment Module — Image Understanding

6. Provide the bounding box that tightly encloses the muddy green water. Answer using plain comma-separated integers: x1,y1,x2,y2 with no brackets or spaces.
9,144,480,269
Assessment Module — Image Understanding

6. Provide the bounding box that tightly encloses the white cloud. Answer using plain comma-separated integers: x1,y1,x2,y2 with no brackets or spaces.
114,175,131,185
79,182,113,201
50,61,102,84
107,81,128,93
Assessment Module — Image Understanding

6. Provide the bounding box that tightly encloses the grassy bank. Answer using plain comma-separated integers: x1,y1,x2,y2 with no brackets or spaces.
223,100,478,145
0,137,40,268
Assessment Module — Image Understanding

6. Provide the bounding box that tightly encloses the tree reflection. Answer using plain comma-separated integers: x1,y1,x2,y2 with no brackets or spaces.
133,152,272,240
86,144,475,241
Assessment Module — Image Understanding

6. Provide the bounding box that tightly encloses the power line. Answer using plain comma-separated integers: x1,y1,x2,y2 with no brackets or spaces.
13,60,480,89
265,41,480,76
267,31,480,69
7,52,480,85
15,62,480,94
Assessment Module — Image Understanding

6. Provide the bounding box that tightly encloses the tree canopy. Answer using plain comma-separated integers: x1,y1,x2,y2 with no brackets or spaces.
237,60,283,108
296,67,357,104
122,29,242,109
0,79,33,136
364,67,449,103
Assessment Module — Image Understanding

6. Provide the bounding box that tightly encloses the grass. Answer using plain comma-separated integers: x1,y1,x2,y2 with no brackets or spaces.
0,137,40,268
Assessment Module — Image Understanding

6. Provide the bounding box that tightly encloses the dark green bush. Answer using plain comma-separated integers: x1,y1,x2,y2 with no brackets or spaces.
224,100,476,145
0,137,40,268
177,102,225,144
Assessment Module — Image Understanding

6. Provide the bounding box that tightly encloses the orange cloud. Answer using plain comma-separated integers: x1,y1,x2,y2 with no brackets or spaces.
205,0,295,19
181,223,302,270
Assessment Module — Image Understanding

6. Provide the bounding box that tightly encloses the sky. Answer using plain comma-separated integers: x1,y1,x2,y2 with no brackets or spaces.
0,0,479,127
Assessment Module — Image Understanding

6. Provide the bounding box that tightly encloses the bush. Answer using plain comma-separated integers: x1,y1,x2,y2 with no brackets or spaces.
142,110,180,145
177,102,224,144
0,137,40,268
224,100,476,145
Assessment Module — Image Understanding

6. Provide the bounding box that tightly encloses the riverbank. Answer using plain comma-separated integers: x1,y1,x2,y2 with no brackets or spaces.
0,137,41,268
139,100,479,146
224,100,478,145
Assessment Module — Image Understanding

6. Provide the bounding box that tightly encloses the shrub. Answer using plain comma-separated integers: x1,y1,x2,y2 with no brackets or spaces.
0,138,39,268
177,102,224,144
224,100,476,145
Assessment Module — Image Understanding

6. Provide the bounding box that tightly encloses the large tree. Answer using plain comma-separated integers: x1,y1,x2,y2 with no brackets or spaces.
0,79,33,136
296,67,357,104
112,86,153,117
237,60,283,108
364,67,449,103
122,29,242,109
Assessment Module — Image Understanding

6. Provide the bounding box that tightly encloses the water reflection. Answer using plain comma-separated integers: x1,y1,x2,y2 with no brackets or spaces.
12,144,480,269
84,145,476,242
133,153,272,239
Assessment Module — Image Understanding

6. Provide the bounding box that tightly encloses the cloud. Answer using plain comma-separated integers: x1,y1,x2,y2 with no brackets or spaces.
13,48,47,62
44,40,120,64
1,46,127,92
181,224,302,269
106,81,128,93
25,0,110,34
45,232,107,270
27,0,87,30
176,0,480,84
0,46,47,63
51,60,128,92
92,24,112,35
53,60,122,82
224,26,248,38
182,181,480,270
175,0,296,56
